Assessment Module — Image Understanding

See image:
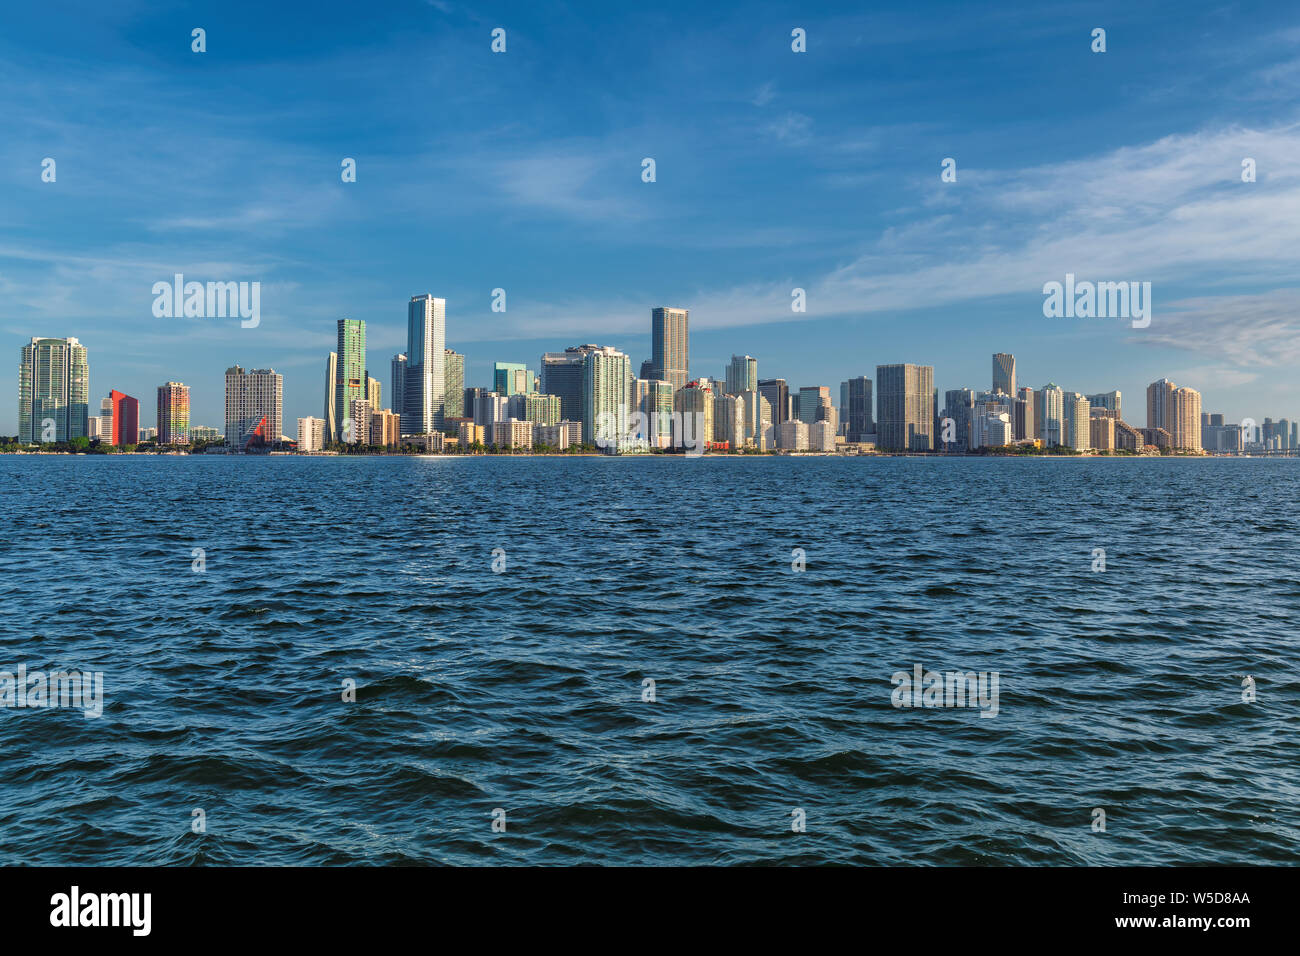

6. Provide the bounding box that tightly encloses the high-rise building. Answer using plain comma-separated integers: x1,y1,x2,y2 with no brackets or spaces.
324,352,338,440
673,380,715,447
541,345,604,425
297,416,326,451
493,361,535,396
712,393,745,450
109,390,139,446
775,419,809,451
1147,378,1202,451
876,364,934,451
758,378,790,427
371,410,401,447
156,382,190,444
1037,384,1064,447
738,389,772,447
1087,391,1121,419
841,376,873,442
650,307,689,390
444,350,464,418
390,353,407,424
725,355,758,396
1014,386,1035,442
508,392,562,426
404,295,447,436
797,386,833,427
583,346,632,446
640,379,674,448
98,395,113,444
992,353,1016,396
17,337,89,442
1089,413,1116,451
366,374,382,411
225,366,283,451
1064,393,1091,451
347,399,372,444
943,388,975,451
334,319,366,441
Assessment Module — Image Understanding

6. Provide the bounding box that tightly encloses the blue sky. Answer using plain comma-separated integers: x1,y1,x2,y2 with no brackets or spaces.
4,0,1300,432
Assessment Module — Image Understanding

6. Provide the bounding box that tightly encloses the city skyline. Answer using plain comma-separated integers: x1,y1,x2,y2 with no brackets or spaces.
4,3,1300,434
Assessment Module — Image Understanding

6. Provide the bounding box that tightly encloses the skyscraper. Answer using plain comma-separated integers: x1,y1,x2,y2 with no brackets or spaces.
225,366,283,451
493,362,535,396
1146,378,1202,451
404,295,446,435
992,353,1016,396
1064,392,1091,451
943,388,975,451
541,345,602,424
1014,386,1035,442
334,319,366,441
156,382,190,444
1086,390,1121,419
17,336,89,442
1038,384,1064,447
444,350,464,418
725,355,758,396
109,390,139,446
842,376,873,442
390,353,407,422
324,352,338,440
758,378,790,426
651,307,689,390
797,386,834,428
582,346,632,446
876,364,934,451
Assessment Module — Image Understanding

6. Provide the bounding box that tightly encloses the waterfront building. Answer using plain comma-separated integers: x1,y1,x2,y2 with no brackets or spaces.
943,388,975,451
809,419,837,452
156,381,190,444
334,319,366,441
297,416,326,451
17,336,89,442
1147,378,1202,451
876,364,934,451
1037,384,1065,448
109,390,139,446
492,419,534,450
225,366,283,451
403,295,447,436
1064,392,1092,451
841,376,873,442
775,419,809,451
371,410,400,447
443,350,464,417
1014,387,1035,442
583,346,632,446
324,352,337,440
673,379,715,447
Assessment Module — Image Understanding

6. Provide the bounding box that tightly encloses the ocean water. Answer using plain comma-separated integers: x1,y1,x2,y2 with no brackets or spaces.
1,454,1296,866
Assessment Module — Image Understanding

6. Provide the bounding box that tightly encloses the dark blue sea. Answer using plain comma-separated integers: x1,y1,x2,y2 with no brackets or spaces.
1,455,1297,865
